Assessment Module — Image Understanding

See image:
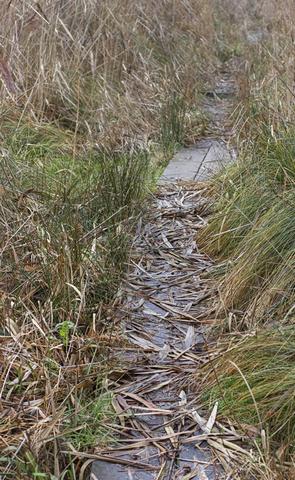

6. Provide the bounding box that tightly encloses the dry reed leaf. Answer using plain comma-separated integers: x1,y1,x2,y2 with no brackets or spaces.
0,57,17,94
184,325,195,349
204,402,218,434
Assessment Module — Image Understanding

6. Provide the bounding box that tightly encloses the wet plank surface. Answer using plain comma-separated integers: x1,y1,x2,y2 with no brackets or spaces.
91,72,238,480
92,183,223,480
160,139,232,183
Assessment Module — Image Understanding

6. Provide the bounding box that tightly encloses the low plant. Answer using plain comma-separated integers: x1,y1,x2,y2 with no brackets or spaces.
0,126,153,325
160,93,187,156
200,124,295,326
65,392,115,450
202,327,295,461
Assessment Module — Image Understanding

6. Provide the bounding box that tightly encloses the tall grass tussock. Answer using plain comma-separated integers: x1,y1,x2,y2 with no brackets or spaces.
200,0,295,325
198,2,295,477
202,328,295,461
201,127,295,325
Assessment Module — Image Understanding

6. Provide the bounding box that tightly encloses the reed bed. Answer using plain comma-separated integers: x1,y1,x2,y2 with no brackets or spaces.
200,0,295,325
198,2,295,478
0,0,218,477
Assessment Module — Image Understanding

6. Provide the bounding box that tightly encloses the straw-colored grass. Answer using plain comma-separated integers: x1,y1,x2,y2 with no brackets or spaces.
0,0,214,152
197,3,295,478
201,128,295,326
201,328,295,464
0,0,221,477
200,0,295,324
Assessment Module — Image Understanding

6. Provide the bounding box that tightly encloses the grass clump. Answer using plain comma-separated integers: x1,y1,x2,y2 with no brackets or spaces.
0,124,152,478
160,94,187,157
0,127,152,324
192,2,295,478
200,125,295,325
65,392,115,450
0,327,119,480
202,328,295,461
0,0,213,153
202,0,295,318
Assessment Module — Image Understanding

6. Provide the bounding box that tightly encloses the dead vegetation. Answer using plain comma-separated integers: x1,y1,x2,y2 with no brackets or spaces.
0,0,222,478
197,1,295,478
90,182,249,480
0,0,214,151
1,0,294,478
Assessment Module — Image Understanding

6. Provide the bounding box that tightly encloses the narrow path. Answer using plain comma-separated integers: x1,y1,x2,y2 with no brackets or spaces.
161,69,236,183
91,70,236,480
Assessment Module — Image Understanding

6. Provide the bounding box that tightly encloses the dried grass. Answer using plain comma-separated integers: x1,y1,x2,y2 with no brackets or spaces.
200,0,295,326
0,0,219,477
200,328,295,478
195,3,295,479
